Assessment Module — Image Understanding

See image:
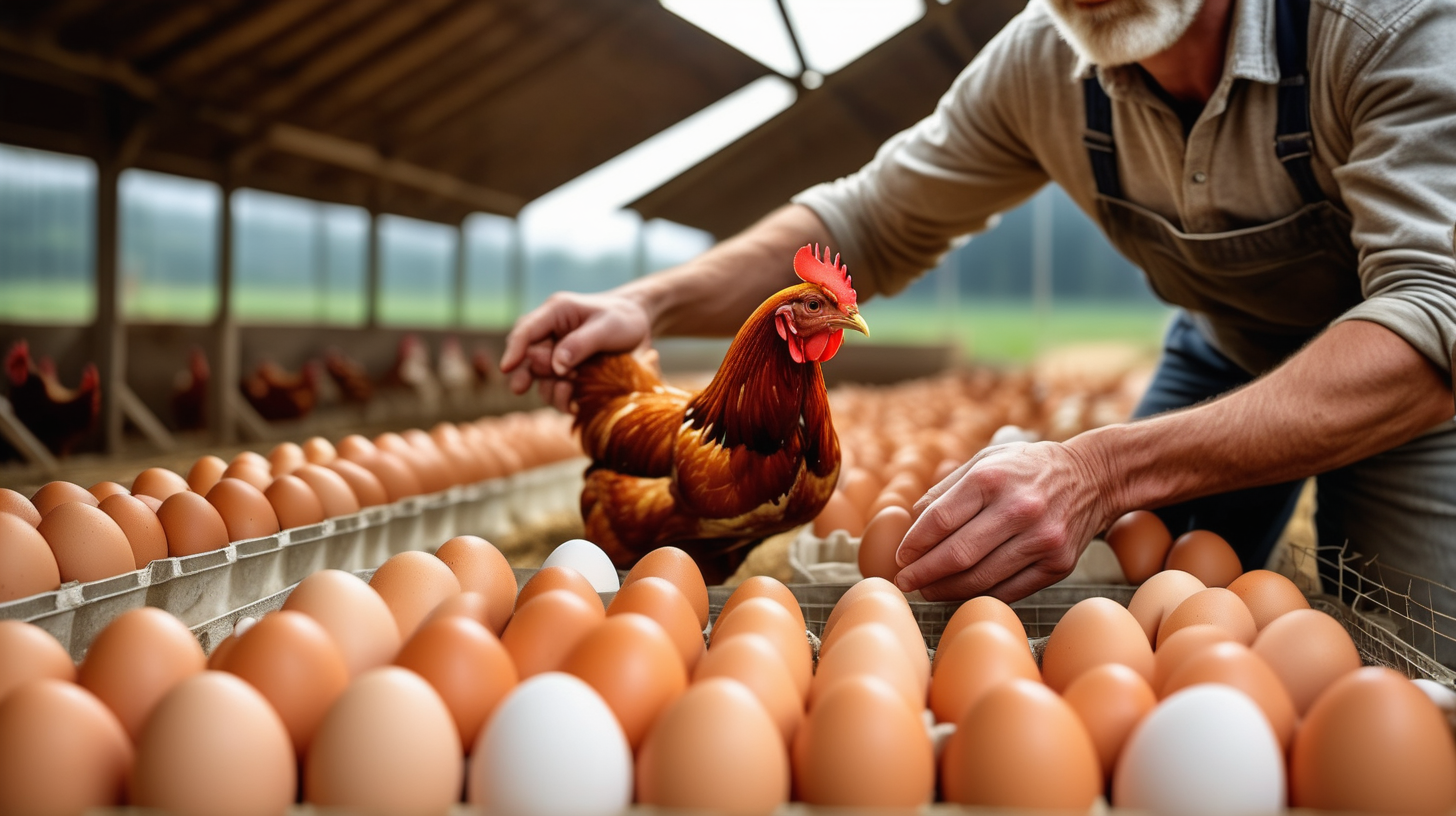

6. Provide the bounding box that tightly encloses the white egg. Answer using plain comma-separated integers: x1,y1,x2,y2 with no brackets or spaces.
469,673,632,816
540,539,620,592
1412,679,1456,726
1113,684,1285,816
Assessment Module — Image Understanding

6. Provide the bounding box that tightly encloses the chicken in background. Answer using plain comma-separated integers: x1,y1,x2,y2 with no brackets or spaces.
323,348,373,404
241,360,318,421
379,333,440,415
437,336,477,404
572,245,871,581
471,344,496,386
4,339,100,455
170,346,209,431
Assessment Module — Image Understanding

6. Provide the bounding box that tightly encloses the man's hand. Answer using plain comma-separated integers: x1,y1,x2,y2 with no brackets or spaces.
500,291,652,412
893,441,1117,602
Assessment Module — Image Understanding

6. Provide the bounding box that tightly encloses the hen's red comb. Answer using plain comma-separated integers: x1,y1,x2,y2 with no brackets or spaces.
793,244,857,309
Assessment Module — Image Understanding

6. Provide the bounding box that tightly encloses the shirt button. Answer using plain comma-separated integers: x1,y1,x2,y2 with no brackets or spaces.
1192,171,1208,184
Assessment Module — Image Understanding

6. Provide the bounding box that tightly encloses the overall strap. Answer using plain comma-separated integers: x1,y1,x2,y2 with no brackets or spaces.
1274,0,1325,204
1083,75,1123,199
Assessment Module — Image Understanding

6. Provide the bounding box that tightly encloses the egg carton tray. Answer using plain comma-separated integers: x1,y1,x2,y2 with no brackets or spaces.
1,459,588,661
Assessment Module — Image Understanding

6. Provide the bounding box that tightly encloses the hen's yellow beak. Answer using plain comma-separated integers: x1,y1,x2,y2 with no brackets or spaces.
844,312,870,337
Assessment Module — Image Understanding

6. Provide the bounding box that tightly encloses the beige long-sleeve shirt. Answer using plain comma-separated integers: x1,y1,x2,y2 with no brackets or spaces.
794,0,1456,380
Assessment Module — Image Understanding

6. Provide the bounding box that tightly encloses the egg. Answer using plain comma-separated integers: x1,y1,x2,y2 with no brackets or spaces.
943,678,1102,810
819,591,930,693
130,467,190,502
77,607,206,741
607,576,704,671
133,494,162,513
1063,663,1157,780
319,459,384,507
933,595,1026,668
218,611,349,755
87,481,129,502
715,576,805,633
819,576,903,643
1163,641,1297,749
812,491,865,538
1164,530,1243,587
1158,587,1258,647
468,673,632,816
858,506,912,581
30,481,97,516
561,613,687,750
709,597,812,698
368,551,462,640
220,460,272,493
1106,510,1173,584
291,464,360,518
867,488,912,518
302,436,337,465
811,621,923,712
205,478,281,542
1293,667,1456,814
157,491,229,557
423,590,494,629
621,546,709,628
637,678,789,814
0,487,41,526
434,535,517,634
501,589,605,678
541,538,620,591
1126,569,1207,643
264,474,325,529
839,467,883,513
792,675,933,807
266,441,306,476
232,450,270,470
1227,569,1309,629
1152,624,1236,693
516,565,604,613
37,502,136,583
182,456,225,495
305,667,461,816
1042,597,1154,691
0,511,61,601
0,679,132,816
930,620,1040,724
335,433,377,461
1114,684,1285,816
281,569,400,678
691,633,802,743
1251,608,1362,714
0,621,74,703
357,452,423,501
395,616,517,750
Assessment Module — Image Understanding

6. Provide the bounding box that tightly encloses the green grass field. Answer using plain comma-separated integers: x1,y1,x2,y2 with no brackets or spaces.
860,299,1174,361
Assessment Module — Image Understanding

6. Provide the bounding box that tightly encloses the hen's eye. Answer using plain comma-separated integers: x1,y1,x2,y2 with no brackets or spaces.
807,299,821,311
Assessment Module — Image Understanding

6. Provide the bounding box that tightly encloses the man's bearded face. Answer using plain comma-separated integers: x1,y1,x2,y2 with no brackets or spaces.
1044,0,1208,66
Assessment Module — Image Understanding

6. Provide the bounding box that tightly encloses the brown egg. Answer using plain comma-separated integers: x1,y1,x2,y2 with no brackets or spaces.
395,616,517,751
264,474,325,529
359,451,424,502
156,491,229,557
710,597,813,698
186,456,228,495
867,489,912,519
430,424,484,483
325,458,389,508
134,494,162,513
221,460,272,492
1227,569,1309,630
31,481,97,516
858,506,912,582
1252,608,1362,715
0,620,75,704
714,576,805,633
301,436,337,465
1153,624,1237,694
942,678,1102,810
934,595,1027,670
839,468,882,513
811,622,923,712
0,487,41,526
812,491,865,538
819,577,904,644
218,611,349,756
291,464,360,519
37,502,136,583
1106,510,1173,584
335,434,377,461
423,591,494,630
206,478,281,542
434,535,517,634
0,679,132,816
515,565,604,614
1291,667,1456,815
402,428,458,491
98,493,168,569
884,470,927,503
931,457,962,484
607,576,704,672
77,607,206,741
206,632,239,671
131,672,296,816
0,512,61,601
622,546,709,629
561,613,688,750
637,678,789,814
1127,569,1207,644
1164,530,1243,588
88,481,129,502
369,551,461,641
692,633,802,743
1164,641,1297,749
130,468,189,502
1063,663,1157,780
1043,597,1155,692
266,442,306,477
792,675,933,807
232,450,271,470
930,621,1040,724
501,589,604,678
1158,587,1258,647
281,569,400,678
821,593,930,695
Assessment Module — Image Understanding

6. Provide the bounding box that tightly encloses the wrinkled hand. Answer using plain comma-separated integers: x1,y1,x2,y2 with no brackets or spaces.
500,291,652,413
893,441,1116,603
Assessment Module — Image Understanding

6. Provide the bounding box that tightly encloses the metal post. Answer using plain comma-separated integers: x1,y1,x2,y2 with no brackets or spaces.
314,201,329,323
1030,188,1054,349
211,182,238,444
93,161,125,454
508,218,525,322
453,220,468,326
365,208,381,328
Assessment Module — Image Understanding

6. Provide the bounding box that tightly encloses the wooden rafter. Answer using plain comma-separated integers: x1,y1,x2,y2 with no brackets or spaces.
158,0,336,82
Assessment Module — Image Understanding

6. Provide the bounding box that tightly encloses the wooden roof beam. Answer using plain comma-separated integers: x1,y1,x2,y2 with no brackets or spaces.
158,0,336,81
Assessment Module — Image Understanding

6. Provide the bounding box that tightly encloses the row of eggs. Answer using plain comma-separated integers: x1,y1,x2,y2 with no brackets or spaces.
0,409,580,603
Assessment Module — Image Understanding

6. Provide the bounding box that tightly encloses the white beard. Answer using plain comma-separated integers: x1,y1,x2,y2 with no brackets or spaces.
1043,0,1207,66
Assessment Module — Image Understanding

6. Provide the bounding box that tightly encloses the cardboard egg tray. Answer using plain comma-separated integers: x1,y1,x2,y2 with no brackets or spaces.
1,459,588,661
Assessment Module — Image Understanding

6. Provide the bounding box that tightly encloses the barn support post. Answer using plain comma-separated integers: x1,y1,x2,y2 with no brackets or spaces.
453,220,468,326
211,179,239,444
365,191,381,328
93,159,125,455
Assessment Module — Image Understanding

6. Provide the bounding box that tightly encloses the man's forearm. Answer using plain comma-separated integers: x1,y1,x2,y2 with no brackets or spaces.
619,204,834,337
1070,320,1456,520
